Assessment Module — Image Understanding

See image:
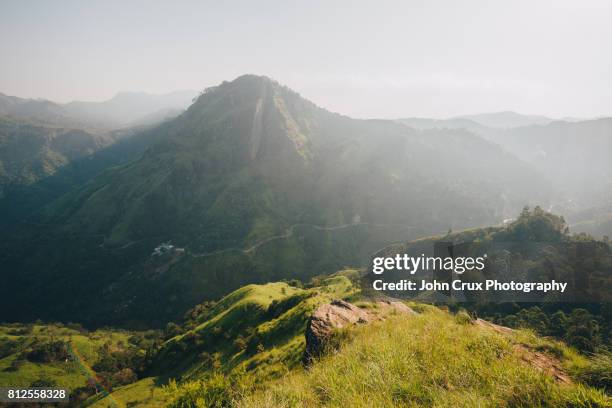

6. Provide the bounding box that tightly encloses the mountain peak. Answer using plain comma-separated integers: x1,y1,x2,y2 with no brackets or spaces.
184,75,317,164
200,74,303,103
232,73,276,84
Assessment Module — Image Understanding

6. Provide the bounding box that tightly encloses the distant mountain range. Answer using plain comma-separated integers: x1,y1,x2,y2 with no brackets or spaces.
0,89,198,129
399,112,612,233
399,111,589,131
458,111,555,128
398,111,554,132
63,90,198,127
0,89,198,201
0,116,113,198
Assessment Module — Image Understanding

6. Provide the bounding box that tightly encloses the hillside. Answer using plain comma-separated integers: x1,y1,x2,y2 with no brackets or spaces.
0,75,551,327
236,309,609,408
567,203,612,240
0,118,178,228
0,322,162,406
458,111,553,129
0,117,113,197
0,90,197,129
63,90,197,128
84,284,612,407
2,273,609,407
368,207,611,353
0,93,74,127
492,119,612,208
397,115,612,238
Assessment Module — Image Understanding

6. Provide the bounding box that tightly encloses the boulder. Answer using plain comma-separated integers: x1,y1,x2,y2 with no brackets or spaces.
303,299,413,365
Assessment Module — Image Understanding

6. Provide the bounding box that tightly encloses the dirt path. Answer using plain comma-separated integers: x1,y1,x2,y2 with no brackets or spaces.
191,222,416,258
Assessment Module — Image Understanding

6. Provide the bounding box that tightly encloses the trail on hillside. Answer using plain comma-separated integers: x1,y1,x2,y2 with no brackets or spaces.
190,222,417,258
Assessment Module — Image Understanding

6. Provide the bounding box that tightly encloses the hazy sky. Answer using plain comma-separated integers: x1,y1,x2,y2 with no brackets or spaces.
1,0,611,118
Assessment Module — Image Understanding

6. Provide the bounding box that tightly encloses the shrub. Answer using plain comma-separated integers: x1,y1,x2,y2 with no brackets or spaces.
233,336,248,351
26,340,69,363
455,310,473,325
0,337,20,359
5,358,24,372
166,374,234,408
112,368,138,386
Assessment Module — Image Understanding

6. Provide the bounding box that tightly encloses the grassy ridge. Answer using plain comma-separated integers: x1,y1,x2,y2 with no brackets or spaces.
237,308,610,407
1,273,609,407
153,273,356,380
88,273,357,407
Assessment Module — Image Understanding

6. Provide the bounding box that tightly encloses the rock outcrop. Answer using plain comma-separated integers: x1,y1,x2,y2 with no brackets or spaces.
303,299,415,365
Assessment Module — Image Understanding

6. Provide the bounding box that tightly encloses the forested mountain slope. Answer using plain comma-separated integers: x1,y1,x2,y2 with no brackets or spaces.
0,75,551,326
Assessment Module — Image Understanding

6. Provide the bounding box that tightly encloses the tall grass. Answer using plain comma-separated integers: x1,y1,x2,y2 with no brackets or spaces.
573,352,612,393
237,308,610,407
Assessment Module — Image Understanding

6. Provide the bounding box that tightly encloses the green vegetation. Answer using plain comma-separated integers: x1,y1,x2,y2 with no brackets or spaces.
0,77,611,406
0,273,356,406
492,306,608,354
0,116,111,197
0,75,551,327
88,377,170,408
385,206,612,353
1,270,609,407
152,273,356,381
171,305,610,407
0,323,162,405
573,352,612,392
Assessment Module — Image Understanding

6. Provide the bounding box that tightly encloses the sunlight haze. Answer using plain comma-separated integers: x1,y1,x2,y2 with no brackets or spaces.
1,0,611,118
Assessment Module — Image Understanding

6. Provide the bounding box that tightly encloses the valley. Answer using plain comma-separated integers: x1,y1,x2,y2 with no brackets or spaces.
1,75,553,326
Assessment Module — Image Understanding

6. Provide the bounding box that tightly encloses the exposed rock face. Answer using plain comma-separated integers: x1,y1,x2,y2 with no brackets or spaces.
303,299,414,365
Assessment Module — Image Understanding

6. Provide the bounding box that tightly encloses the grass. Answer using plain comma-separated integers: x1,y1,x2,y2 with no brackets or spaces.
154,274,356,381
2,276,609,407
88,377,170,408
0,324,131,390
572,352,612,392
237,307,610,407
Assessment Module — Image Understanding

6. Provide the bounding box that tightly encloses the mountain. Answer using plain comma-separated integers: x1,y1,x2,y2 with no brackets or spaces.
457,111,554,129
0,90,198,129
397,117,487,134
369,207,612,308
125,107,185,127
0,93,76,127
63,90,197,127
0,90,198,220
0,119,173,228
0,75,551,326
0,116,113,198
567,202,612,239
399,114,612,236
488,118,612,204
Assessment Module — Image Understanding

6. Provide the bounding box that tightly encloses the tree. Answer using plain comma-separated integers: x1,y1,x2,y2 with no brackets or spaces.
164,322,183,339
233,336,248,351
548,311,567,338
112,368,137,386
565,309,600,352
